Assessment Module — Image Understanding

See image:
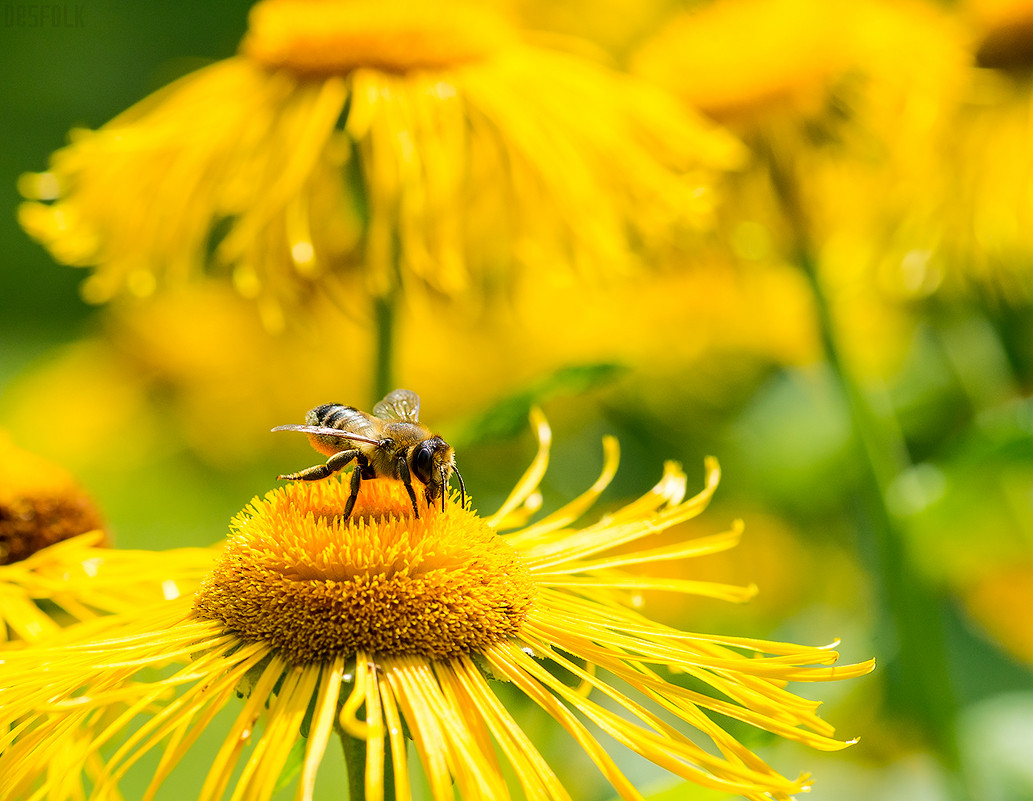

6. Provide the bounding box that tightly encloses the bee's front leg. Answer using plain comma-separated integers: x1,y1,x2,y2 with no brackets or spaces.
278,448,360,482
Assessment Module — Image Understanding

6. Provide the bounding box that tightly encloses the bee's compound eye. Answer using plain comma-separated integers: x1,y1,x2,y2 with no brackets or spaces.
412,441,436,485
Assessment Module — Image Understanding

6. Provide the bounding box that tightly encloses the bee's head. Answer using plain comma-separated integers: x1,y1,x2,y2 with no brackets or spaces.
410,436,465,511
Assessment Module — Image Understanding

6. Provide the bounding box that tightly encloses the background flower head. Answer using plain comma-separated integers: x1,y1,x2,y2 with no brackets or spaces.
17,0,742,331
0,433,217,643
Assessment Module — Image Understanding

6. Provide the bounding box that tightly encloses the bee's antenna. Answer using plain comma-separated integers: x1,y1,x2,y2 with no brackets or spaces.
453,465,466,511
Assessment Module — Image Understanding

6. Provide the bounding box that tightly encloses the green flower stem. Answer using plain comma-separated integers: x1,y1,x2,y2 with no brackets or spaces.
763,142,961,769
371,223,407,405
340,728,395,801
373,290,397,405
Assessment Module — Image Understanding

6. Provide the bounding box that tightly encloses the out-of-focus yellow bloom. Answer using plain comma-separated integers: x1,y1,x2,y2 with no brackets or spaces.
0,433,216,643
634,0,971,378
962,561,1033,666
0,340,158,474
508,0,678,57
18,0,742,331
968,0,1033,69
633,0,966,141
0,284,369,470
0,418,873,800
633,0,848,125
108,284,373,465
881,0,1033,302
0,431,105,566
400,256,820,413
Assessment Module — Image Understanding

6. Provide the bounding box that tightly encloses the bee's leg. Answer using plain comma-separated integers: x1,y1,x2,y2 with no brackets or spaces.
396,457,421,518
341,462,363,521
277,449,359,482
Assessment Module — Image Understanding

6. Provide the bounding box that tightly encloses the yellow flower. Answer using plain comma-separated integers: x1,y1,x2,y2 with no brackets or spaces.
634,0,971,378
18,0,741,331
0,416,873,800
0,433,217,643
962,561,1033,666
0,431,106,567
883,1,1033,303
508,0,678,58
968,0,1033,70
632,0,849,126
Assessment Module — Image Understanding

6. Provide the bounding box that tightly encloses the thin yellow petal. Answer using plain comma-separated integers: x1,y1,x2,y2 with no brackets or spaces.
487,408,551,529
377,671,411,801
199,654,287,801
503,436,619,548
296,655,346,801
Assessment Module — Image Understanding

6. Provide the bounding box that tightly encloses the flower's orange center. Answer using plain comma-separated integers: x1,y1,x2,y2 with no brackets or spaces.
193,478,535,664
241,0,514,77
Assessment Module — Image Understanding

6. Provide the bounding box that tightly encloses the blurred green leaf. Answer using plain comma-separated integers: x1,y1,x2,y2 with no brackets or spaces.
451,362,628,447
726,365,854,516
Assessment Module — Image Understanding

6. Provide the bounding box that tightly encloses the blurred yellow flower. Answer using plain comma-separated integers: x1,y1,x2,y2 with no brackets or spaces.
0,283,369,471
18,0,741,331
634,0,971,378
962,561,1033,666
0,433,216,643
897,1,1033,302
969,0,1033,69
0,340,158,475
0,418,873,800
507,0,678,57
399,255,820,413
633,0,848,125
0,431,105,566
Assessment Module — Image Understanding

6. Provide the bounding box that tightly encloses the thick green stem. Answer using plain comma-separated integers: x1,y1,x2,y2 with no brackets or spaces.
341,730,367,801
763,141,961,769
339,729,395,801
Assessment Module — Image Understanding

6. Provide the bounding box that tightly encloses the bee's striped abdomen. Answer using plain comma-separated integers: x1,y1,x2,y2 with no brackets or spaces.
307,403,351,429
302,403,379,457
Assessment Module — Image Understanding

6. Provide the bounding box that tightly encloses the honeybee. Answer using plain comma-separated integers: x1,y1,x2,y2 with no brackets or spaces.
272,389,465,521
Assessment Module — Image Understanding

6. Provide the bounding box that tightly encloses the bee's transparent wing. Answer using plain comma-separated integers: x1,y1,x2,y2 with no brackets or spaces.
373,389,421,422
270,424,380,445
